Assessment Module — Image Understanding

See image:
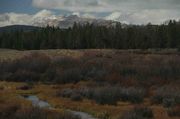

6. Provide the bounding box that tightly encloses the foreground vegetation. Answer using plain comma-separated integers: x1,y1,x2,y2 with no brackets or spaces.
0,49,179,119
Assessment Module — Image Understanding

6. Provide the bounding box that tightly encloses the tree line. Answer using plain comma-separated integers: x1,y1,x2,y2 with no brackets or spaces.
0,20,180,50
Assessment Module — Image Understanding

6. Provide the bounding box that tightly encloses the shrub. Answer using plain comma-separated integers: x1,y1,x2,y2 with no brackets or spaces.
9,70,40,82
97,111,110,119
62,112,81,119
0,72,13,81
81,59,107,81
92,87,119,105
92,87,145,105
120,106,154,119
0,53,83,84
41,68,57,82
70,93,82,101
0,86,4,90
119,67,137,77
15,107,48,119
60,88,75,98
178,46,180,52
5,53,51,73
59,86,145,105
151,86,180,106
1,52,180,85
53,56,80,69
17,53,51,73
0,53,50,82
0,103,20,119
0,60,17,73
0,104,81,119
167,106,180,117
56,68,82,84
60,87,114,104
162,98,176,108
118,87,145,103
15,107,81,119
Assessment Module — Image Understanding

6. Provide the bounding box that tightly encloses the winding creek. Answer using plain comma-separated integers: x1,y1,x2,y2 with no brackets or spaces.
21,95,98,119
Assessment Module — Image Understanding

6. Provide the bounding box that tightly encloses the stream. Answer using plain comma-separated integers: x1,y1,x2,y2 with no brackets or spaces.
21,95,98,119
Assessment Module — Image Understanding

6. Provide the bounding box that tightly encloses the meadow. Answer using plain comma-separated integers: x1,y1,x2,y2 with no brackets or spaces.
0,49,179,119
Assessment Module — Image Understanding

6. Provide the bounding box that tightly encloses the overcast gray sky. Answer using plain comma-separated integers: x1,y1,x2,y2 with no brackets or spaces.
0,0,180,26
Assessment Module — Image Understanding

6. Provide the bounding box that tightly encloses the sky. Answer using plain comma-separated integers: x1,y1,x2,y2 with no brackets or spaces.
0,0,180,27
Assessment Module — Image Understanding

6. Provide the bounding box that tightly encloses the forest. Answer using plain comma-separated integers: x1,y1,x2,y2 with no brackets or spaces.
0,20,180,50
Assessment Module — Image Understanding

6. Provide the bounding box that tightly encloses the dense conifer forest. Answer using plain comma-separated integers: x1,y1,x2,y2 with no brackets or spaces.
0,20,180,50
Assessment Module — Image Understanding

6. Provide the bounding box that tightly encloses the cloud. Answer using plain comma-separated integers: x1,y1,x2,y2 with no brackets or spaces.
32,0,105,12
105,12,122,21
0,9,97,27
1,0,179,26
126,9,180,24
30,0,180,24
0,9,179,27
0,13,31,26
81,13,96,19
32,0,180,12
0,14,9,22
0,10,58,27
33,9,54,18
72,12,96,19
105,9,180,24
72,12,80,17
